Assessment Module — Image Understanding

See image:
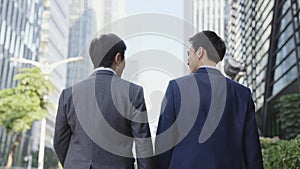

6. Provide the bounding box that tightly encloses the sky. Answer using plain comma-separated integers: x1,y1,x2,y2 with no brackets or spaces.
124,0,184,18
92,0,185,28
122,0,188,92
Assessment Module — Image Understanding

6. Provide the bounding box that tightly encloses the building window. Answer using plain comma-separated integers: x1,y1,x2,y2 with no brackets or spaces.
0,0,3,13
276,37,295,65
24,22,29,45
9,31,16,54
280,0,291,17
273,66,298,95
1,0,8,20
14,37,20,55
11,2,17,28
0,20,6,45
19,41,24,58
277,23,293,48
7,0,13,24
4,26,11,50
16,10,21,33
1,51,9,88
274,51,296,80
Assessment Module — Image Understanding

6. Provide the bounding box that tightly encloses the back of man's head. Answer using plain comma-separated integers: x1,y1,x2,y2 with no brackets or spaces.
89,33,126,68
189,31,226,63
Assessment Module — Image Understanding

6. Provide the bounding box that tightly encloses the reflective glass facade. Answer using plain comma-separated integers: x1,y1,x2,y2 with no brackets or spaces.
36,0,69,150
0,0,43,89
193,0,225,38
0,0,44,167
193,0,226,72
66,0,96,87
225,0,300,136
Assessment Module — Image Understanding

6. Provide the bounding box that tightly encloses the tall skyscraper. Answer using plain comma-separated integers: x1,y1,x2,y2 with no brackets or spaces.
66,0,96,87
92,0,125,32
0,0,44,166
192,0,226,72
66,0,124,87
68,0,85,26
0,0,44,89
33,0,69,150
224,0,300,136
193,0,225,38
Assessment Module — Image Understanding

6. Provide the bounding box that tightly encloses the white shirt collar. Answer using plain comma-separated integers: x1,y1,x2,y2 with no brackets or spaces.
94,67,116,75
198,65,218,70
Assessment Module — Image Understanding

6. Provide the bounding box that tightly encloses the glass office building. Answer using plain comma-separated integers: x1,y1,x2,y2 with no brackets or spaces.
67,0,96,87
193,0,226,72
0,0,69,167
0,0,44,167
193,0,225,38
225,0,300,136
33,0,69,151
0,0,43,89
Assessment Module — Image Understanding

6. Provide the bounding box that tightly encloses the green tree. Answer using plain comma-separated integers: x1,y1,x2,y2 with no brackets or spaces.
0,67,52,169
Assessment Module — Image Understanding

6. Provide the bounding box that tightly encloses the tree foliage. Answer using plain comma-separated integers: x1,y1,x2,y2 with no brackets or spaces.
0,67,52,133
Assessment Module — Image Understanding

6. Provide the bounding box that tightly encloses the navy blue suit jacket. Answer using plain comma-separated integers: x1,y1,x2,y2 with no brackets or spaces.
155,67,263,169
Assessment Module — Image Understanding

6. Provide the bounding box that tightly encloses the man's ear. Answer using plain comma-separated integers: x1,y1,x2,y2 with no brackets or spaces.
196,47,203,59
114,53,122,64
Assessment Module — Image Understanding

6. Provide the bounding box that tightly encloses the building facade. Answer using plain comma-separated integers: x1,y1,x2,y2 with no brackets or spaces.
193,0,225,37
66,0,96,87
0,0,43,89
193,0,226,72
0,0,44,167
225,0,300,136
32,0,69,151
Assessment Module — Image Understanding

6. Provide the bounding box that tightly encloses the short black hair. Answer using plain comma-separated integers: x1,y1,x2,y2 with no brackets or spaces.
189,31,226,63
89,33,126,68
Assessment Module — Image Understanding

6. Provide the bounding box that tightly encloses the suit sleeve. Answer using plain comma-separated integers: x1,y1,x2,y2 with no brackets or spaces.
54,90,71,166
155,81,177,169
130,87,155,169
243,89,263,169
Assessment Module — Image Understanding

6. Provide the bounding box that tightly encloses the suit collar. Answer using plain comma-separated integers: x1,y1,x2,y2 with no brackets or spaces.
90,69,116,77
94,67,116,75
195,67,223,75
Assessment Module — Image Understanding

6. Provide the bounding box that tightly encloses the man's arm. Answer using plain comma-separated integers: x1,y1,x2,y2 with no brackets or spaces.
244,89,263,169
131,87,155,169
155,81,177,169
54,90,71,166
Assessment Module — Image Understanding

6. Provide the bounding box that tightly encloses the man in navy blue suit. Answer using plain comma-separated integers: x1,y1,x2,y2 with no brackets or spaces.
155,31,263,169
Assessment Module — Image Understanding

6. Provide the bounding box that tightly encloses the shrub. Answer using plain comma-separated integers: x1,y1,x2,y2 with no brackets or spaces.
274,93,300,140
260,135,300,169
